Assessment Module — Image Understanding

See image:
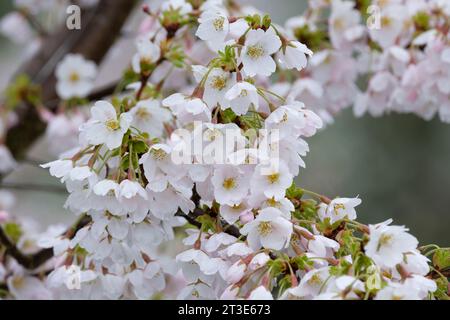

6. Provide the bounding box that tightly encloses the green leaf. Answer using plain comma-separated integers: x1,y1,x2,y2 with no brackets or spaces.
195,215,216,233
329,259,352,277
2,223,23,243
239,112,263,130
290,255,313,271
434,277,450,300
294,199,317,221
336,229,361,258
220,108,237,123
293,25,328,52
278,274,292,291
267,259,285,278
433,248,450,270
413,11,430,31
132,140,149,154
120,154,130,171
286,183,304,199
4,74,41,110
165,45,187,68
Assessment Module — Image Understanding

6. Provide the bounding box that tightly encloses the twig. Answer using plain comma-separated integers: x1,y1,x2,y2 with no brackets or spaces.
176,207,242,238
4,0,138,165
0,214,91,270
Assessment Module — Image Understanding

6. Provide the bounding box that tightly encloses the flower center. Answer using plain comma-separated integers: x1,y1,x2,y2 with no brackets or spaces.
12,276,24,289
308,273,323,286
258,221,272,236
334,18,344,30
205,128,222,141
266,173,280,184
381,16,391,27
266,197,280,207
211,75,227,91
223,178,236,190
246,44,265,60
151,148,168,161
69,72,80,83
192,289,200,298
333,203,345,215
239,89,248,97
136,107,152,120
213,17,225,31
377,233,393,251
105,119,120,131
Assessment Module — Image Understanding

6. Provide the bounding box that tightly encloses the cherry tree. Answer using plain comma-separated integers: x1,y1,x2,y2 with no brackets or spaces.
0,0,449,300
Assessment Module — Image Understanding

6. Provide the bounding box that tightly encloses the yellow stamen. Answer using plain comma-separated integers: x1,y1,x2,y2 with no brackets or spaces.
211,75,227,91
105,119,120,131
69,72,80,83
213,17,225,31
246,45,265,59
258,221,272,236
150,148,168,161
266,173,280,184
223,178,236,190
136,107,152,120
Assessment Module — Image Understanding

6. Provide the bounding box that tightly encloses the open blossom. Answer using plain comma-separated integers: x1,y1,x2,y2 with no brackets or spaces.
161,0,192,15
55,54,97,99
365,219,419,269
125,99,171,137
241,28,281,77
315,276,365,300
0,12,34,44
328,0,365,49
211,165,249,206
250,161,293,200
80,101,132,150
225,81,259,115
376,276,437,300
368,4,409,49
202,68,235,109
240,207,293,250
248,286,273,300
140,143,186,192
132,37,161,74
220,202,252,225
24,0,447,302
318,197,362,223
278,41,313,71
162,93,211,123
196,9,229,49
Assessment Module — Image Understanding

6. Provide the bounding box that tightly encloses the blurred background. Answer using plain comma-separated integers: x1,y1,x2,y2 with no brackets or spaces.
0,0,449,245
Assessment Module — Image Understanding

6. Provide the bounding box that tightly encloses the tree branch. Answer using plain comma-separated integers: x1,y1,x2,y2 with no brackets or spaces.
0,215,91,270
4,0,138,163
176,208,242,239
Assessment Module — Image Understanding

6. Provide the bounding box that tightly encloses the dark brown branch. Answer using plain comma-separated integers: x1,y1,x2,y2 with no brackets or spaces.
4,0,138,163
0,215,91,270
176,208,242,239
0,225,53,270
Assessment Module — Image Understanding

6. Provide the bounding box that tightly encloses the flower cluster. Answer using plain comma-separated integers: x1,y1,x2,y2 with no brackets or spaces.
0,193,55,299
278,0,450,124
0,0,448,301
33,0,448,300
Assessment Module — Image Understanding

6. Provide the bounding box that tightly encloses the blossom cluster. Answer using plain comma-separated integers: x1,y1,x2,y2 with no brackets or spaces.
34,0,448,300
280,0,450,124
0,192,55,299
0,0,448,301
